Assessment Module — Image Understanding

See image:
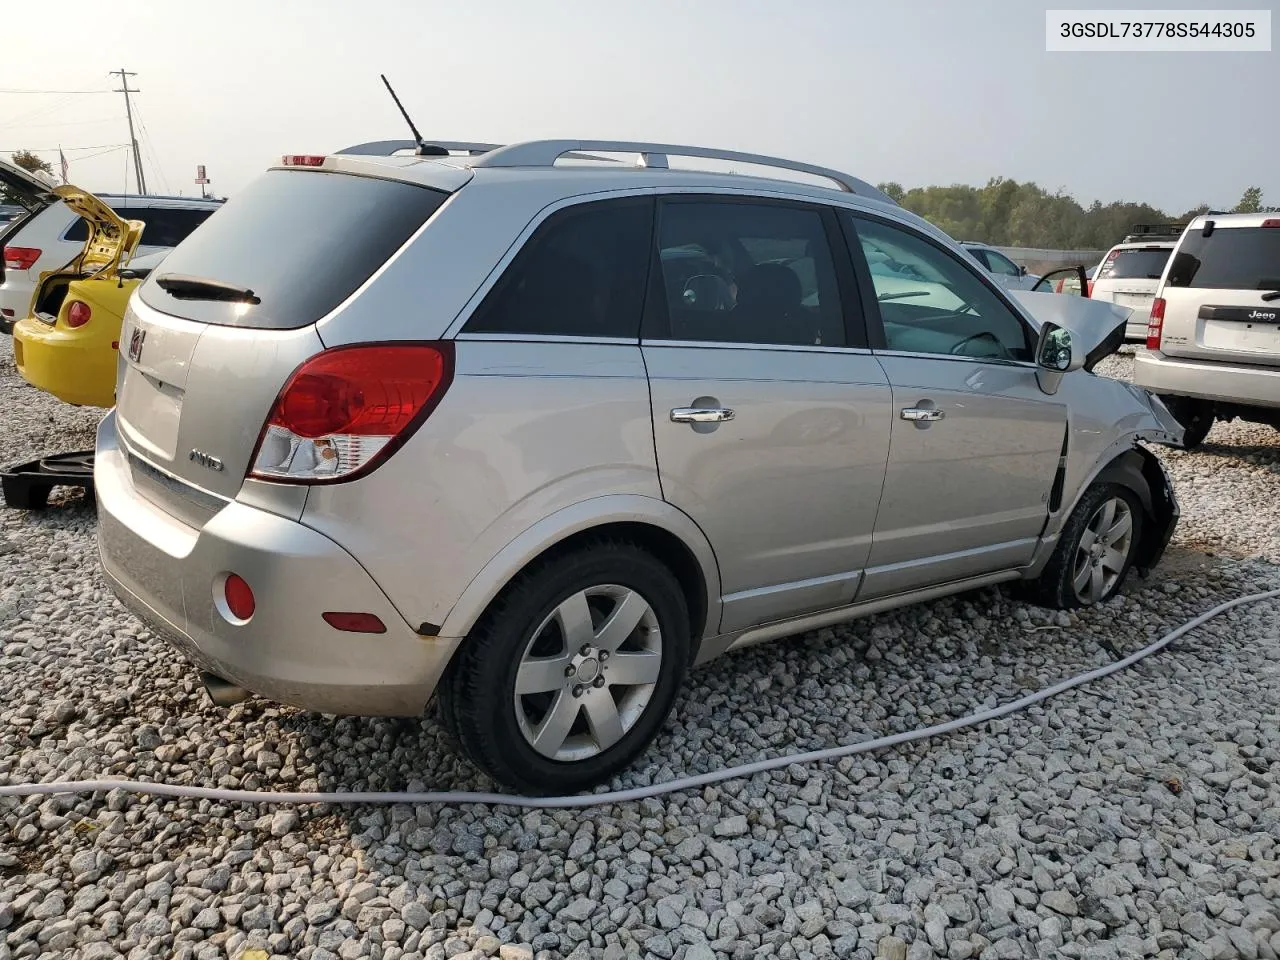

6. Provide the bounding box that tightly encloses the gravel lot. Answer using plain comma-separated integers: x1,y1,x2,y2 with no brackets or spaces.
2,339,1278,960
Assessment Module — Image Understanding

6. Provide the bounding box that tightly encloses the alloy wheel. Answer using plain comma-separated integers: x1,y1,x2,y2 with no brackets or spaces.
1071,496,1134,604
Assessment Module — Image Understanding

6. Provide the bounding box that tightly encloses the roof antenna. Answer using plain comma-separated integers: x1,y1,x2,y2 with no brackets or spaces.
380,74,448,157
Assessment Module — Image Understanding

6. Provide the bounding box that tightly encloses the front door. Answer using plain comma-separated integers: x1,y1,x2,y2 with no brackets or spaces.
844,213,1066,598
644,197,893,634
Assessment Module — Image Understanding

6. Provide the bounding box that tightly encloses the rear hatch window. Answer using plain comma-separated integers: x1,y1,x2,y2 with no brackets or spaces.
1096,247,1172,282
1167,226,1280,290
137,169,448,329
65,206,216,247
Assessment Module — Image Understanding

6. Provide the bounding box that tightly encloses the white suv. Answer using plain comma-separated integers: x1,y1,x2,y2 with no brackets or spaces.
0,193,222,328
1135,213,1280,448
1090,227,1181,341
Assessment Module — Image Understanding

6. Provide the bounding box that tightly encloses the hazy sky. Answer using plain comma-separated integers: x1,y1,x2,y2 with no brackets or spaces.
2,0,1275,212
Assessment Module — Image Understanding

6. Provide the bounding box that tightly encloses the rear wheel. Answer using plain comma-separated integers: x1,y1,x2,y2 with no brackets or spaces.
1025,483,1144,610
440,541,691,793
1159,395,1214,450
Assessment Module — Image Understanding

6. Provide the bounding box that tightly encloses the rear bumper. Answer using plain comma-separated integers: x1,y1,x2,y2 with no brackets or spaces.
1134,349,1280,410
13,316,117,407
94,412,460,716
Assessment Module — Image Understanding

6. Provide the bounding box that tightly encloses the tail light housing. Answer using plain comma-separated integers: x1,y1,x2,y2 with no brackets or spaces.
1085,280,1093,297
249,342,454,484
1146,297,1166,350
4,246,41,271
65,301,92,328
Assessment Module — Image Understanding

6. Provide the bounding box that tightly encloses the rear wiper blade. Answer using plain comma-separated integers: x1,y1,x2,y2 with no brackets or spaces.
155,273,260,304
1261,290,1280,302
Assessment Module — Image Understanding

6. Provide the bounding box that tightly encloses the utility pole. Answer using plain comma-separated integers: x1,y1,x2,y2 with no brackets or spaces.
110,68,148,195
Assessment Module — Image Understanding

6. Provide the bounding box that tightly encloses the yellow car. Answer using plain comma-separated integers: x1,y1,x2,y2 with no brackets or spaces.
13,186,148,408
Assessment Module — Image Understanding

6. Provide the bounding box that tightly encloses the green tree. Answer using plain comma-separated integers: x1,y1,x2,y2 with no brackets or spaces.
9,149,52,176
1233,186,1264,213
877,181,906,204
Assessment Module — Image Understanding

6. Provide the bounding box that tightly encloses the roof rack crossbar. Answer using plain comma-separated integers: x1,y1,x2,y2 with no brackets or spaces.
336,140,503,157
468,140,894,203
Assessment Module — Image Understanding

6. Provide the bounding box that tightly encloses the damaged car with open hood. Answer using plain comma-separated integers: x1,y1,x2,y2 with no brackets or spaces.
95,139,1183,792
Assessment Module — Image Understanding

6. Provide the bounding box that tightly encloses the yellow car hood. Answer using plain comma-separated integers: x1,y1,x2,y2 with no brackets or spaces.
53,184,145,274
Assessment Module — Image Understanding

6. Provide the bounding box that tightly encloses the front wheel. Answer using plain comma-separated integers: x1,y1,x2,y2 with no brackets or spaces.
1024,483,1144,609
439,541,691,794
1160,395,1214,450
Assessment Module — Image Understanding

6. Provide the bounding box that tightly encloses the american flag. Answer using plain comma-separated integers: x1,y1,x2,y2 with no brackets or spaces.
59,147,69,184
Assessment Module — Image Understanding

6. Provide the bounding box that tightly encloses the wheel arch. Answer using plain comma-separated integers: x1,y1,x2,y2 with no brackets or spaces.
1078,446,1178,576
435,494,721,647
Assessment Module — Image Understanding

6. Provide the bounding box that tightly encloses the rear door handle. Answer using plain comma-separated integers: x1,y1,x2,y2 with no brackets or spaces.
671,406,735,423
901,407,944,422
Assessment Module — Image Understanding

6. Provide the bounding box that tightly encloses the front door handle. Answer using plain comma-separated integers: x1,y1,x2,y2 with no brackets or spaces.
671,406,735,424
901,407,945,422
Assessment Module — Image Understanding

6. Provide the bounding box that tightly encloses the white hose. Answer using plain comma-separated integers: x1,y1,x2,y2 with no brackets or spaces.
2,587,1276,810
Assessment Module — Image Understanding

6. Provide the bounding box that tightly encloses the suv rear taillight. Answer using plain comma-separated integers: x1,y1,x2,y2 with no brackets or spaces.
1146,297,1165,350
4,246,41,270
1262,219,1280,228
1085,280,1093,297
248,343,454,484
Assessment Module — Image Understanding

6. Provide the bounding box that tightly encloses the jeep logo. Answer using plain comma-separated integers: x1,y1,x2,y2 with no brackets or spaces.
189,449,224,472
1247,309,1277,321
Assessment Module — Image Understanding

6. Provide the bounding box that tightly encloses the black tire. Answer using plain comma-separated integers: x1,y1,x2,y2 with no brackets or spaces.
1024,483,1145,610
439,540,691,794
1159,395,1214,450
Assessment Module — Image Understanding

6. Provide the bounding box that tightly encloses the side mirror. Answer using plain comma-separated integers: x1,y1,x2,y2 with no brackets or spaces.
1035,322,1084,395
1018,264,1028,277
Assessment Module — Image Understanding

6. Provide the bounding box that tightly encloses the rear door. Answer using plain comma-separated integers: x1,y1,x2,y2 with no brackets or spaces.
1093,245,1172,308
1159,220,1280,367
643,196,892,634
0,159,55,310
843,213,1066,599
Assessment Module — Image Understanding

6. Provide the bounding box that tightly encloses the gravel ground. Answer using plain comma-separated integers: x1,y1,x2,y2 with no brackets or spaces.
2,337,1279,960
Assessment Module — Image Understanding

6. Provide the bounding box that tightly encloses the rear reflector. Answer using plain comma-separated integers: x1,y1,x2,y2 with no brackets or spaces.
65,301,92,328
322,612,387,634
223,574,256,621
249,342,454,484
4,246,41,271
1146,297,1166,351
282,155,326,167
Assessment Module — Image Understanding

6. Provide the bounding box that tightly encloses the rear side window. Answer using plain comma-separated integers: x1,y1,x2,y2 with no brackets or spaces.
138,170,447,329
1096,247,1173,281
1166,227,1280,290
650,199,848,347
983,249,1022,277
464,198,652,338
65,207,215,246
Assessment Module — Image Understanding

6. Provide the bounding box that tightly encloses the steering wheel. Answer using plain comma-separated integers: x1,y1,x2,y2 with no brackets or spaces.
949,331,1009,359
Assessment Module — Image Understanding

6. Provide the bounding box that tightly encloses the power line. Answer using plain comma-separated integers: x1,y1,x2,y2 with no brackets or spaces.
109,68,147,195
0,88,112,95
131,101,171,194
1,143,130,152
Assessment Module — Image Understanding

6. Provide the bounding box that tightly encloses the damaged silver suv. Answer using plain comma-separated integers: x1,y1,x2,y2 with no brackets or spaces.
95,139,1181,792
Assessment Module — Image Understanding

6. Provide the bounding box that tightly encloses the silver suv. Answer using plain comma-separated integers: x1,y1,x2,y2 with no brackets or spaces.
96,139,1182,791
1134,213,1280,448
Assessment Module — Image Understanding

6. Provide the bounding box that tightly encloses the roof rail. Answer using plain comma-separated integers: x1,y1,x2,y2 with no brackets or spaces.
468,140,896,204
336,140,502,156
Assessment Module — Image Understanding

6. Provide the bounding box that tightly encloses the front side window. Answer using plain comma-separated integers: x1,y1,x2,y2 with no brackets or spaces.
464,198,652,338
985,249,1022,277
848,215,1032,362
651,199,847,347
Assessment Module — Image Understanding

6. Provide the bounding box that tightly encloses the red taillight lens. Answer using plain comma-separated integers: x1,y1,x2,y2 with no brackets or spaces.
65,301,92,328
322,612,387,634
4,246,41,271
1086,280,1094,297
249,343,454,484
282,155,326,167
1146,297,1166,350
1262,219,1280,228
223,574,256,621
